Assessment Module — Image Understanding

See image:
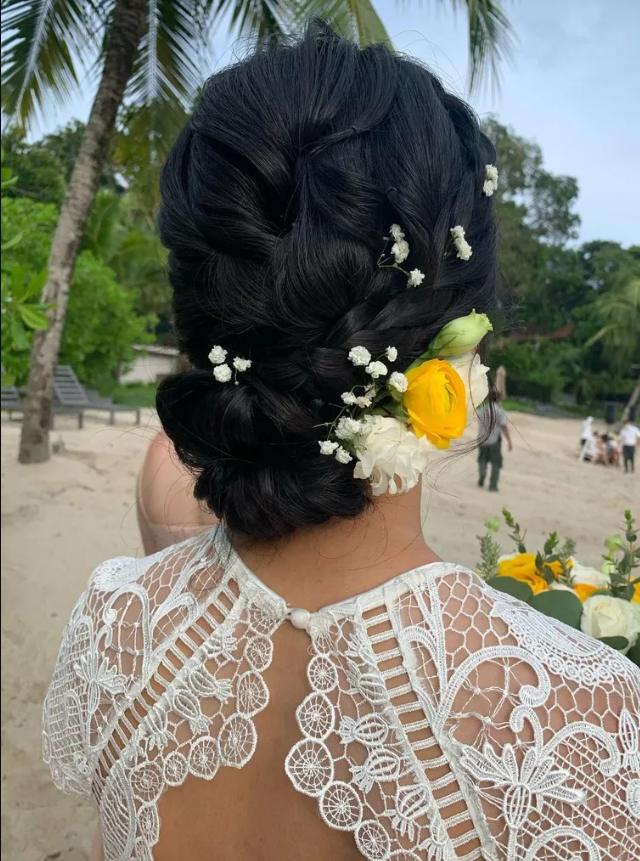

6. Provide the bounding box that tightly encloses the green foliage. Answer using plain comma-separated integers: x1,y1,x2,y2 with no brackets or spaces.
502,508,527,553
605,512,640,602
1,153,53,385
0,196,154,394
476,529,502,580
111,383,159,409
62,253,155,394
487,576,533,603
1,127,67,205
529,591,583,630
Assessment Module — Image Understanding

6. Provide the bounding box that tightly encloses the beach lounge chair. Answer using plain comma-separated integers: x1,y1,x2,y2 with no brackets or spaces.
53,367,140,427
51,365,89,428
1,380,24,420
86,389,141,426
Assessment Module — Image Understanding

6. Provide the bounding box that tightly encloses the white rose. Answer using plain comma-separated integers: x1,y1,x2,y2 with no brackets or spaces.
447,352,489,412
570,559,611,590
581,596,640,652
353,416,431,496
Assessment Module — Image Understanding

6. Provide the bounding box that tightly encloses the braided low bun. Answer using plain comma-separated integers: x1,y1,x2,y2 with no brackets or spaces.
157,22,498,540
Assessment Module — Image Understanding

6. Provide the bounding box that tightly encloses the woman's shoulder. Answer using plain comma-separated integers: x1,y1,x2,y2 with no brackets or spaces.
42,532,220,797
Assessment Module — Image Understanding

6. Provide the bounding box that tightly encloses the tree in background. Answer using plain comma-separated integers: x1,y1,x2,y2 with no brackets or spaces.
2,1,513,463
1,196,153,393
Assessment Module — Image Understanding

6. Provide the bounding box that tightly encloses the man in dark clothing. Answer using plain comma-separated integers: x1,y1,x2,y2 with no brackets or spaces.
477,392,513,492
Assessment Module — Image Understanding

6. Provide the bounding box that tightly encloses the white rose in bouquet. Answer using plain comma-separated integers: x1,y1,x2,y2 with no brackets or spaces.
570,560,611,589
581,596,640,653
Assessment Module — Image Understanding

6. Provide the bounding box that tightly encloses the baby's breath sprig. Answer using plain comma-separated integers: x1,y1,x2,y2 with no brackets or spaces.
318,343,409,464
209,346,252,385
377,224,426,289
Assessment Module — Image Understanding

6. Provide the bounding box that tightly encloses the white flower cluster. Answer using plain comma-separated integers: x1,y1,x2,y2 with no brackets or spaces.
450,225,473,261
483,164,499,197
208,345,252,384
389,224,409,263
383,225,426,288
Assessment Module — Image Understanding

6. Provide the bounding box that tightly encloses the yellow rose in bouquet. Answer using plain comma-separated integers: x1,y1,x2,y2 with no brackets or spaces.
476,509,639,665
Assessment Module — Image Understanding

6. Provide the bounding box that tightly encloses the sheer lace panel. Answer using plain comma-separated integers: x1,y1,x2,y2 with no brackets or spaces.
43,534,640,861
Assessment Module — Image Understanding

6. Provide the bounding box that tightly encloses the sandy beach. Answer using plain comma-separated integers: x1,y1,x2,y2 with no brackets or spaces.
1,409,636,860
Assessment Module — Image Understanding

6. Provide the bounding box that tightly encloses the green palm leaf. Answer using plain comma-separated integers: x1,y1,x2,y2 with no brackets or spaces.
126,0,215,108
1,0,93,127
438,0,515,93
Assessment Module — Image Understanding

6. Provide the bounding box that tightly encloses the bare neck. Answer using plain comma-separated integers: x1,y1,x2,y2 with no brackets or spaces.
232,483,440,611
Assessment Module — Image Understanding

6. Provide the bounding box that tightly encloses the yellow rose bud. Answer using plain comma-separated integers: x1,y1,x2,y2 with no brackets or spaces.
633,583,640,604
403,359,466,449
428,310,493,358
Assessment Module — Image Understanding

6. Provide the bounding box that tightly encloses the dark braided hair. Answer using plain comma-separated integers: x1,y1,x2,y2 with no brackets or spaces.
157,21,498,540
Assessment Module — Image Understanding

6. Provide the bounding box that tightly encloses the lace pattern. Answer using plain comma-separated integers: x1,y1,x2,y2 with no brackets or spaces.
43,530,640,860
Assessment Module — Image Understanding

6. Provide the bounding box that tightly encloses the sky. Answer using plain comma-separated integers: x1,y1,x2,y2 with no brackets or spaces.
34,0,640,247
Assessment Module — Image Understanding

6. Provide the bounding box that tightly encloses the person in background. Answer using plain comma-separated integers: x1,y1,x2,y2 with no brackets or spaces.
606,434,620,466
136,356,217,553
619,417,640,473
580,415,594,448
595,434,609,466
477,390,512,491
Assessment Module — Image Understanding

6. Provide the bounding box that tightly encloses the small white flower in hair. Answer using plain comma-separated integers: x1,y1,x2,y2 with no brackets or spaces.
391,239,409,264
335,446,353,464
349,346,371,367
319,440,339,456
233,357,252,372
389,372,409,393
341,392,358,406
356,395,373,408
450,225,473,261
389,224,405,242
335,417,363,440
213,364,232,383
386,346,398,362
365,361,388,379
407,269,425,288
208,345,227,365
483,164,499,197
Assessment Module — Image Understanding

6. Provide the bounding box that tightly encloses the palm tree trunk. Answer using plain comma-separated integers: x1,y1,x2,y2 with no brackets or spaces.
18,0,147,464
622,376,640,422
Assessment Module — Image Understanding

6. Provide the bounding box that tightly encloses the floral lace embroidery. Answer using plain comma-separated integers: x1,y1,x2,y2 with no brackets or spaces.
43,533,640,860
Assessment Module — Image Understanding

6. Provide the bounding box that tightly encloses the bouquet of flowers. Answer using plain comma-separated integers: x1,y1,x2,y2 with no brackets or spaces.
476,508,640,666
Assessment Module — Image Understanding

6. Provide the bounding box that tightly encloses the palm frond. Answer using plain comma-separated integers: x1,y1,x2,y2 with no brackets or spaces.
286,0,387,44
127,0,215,108
346,0,389,45
212,0,284,40
1,0,95,128
437,0,515,94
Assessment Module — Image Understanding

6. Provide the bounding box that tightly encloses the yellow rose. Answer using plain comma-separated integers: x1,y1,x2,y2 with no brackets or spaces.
573,583,599,603
546,558,573,580
497,553,548,595
403,359,466,449
633,582,640,604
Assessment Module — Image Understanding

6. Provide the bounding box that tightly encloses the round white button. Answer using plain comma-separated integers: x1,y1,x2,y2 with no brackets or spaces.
289,608,311,630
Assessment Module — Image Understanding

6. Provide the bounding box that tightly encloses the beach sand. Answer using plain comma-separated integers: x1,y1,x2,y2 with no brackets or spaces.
1,409,636,860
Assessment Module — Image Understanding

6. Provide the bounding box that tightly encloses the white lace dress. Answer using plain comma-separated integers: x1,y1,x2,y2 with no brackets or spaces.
43,528,640,861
